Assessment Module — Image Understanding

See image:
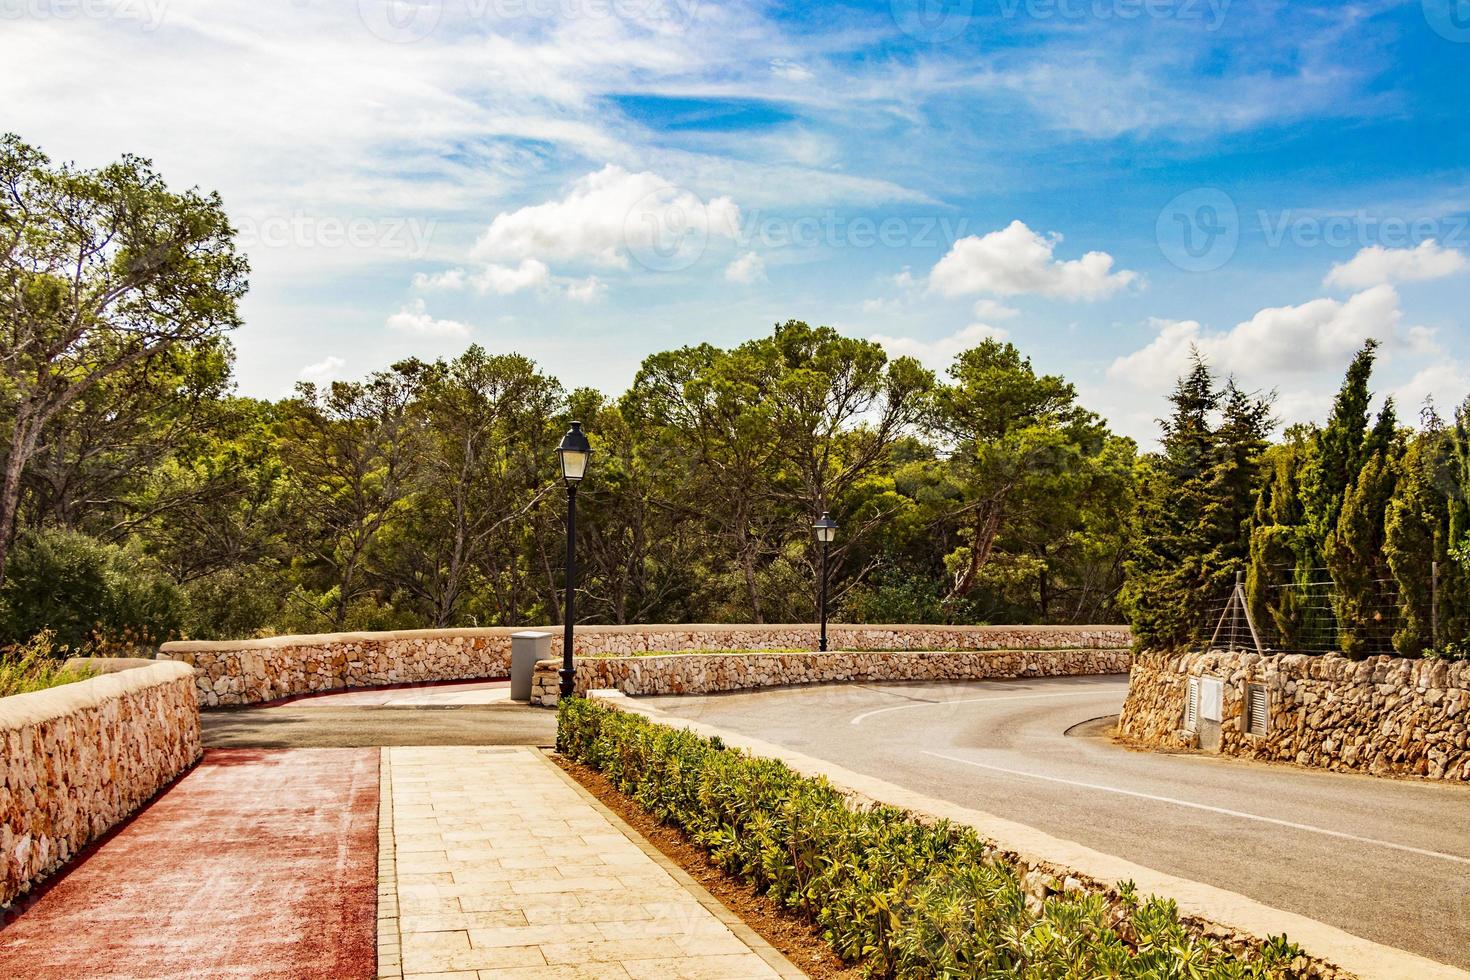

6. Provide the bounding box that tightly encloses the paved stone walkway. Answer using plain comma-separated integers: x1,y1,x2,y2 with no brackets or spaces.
0,748,378,979
379,745,802,980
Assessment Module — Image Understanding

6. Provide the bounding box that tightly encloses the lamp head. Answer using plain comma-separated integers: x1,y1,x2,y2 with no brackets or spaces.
557,421,591,484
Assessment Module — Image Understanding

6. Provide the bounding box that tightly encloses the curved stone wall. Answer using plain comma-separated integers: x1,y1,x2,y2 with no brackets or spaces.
530,645,1133,705
159,624,1131,707
1119,649,1470,781
1,661,202,909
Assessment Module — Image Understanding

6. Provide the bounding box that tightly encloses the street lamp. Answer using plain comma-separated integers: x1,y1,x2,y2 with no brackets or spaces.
557,421,591,699
812,511,838,653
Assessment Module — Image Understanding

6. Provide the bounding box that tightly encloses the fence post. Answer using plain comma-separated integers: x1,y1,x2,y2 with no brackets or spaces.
1432,560,1440,650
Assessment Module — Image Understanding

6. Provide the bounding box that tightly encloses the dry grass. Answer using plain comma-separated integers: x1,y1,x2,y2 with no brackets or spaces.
0,631,96,698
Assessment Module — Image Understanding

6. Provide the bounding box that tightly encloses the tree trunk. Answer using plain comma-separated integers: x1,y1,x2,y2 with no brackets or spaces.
950,504,1004,599
0,411,41,587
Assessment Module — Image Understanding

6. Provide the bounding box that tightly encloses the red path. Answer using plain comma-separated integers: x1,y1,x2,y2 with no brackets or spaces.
0,748,378,980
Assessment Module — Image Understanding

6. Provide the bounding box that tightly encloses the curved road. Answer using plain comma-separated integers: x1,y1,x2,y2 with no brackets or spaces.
642,675,1470,970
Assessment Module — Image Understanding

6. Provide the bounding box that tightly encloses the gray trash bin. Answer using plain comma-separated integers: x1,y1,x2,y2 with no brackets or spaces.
510,631,551,702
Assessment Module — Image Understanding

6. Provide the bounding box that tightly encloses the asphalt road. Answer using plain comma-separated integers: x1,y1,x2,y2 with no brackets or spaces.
642,675,1470,970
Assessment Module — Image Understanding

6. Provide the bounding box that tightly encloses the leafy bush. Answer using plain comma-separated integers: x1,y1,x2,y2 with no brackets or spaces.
558,697,1304,979
0,630,95,697
0,528,181,653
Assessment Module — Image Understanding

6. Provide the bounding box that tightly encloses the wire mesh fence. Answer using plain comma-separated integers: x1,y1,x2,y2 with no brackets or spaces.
1194,565,1410,656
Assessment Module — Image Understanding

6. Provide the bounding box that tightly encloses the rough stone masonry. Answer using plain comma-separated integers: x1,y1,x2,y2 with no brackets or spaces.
1119,648,1470,781
160,623,1133,707
1,661,201,908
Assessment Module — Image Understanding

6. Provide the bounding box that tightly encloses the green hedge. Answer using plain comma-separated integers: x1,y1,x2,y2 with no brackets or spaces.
558,697,1304,979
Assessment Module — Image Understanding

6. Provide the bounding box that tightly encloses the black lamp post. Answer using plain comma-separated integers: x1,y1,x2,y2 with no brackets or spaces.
557,421,591,699
812,511,838,652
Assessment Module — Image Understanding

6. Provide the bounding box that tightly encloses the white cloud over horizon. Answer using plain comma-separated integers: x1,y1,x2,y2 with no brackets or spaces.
929,221,1139,300
386,298,474,337
472,165,742,273
1108,285,1417,387
869,322,1010,372
724,252,766,284
1324,240,1469,289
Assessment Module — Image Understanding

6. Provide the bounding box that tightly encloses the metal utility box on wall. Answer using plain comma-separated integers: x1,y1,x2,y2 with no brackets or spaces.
1185,676,1225,752
1244,682,1269,737
510,631,551,702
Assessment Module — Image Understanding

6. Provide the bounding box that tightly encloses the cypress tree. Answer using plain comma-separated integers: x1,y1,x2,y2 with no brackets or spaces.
1385,415,1456,656
1329,427,1400,659
1301,340,1379,543
1246,440,1309,647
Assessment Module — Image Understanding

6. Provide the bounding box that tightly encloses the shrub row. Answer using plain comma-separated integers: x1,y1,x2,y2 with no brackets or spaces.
557,697,1306,979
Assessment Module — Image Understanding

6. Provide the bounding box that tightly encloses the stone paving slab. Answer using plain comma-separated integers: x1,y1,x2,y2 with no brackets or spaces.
378,745,804,980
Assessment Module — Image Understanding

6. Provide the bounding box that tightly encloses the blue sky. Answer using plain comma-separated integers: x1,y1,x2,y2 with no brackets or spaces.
4,0,1469,442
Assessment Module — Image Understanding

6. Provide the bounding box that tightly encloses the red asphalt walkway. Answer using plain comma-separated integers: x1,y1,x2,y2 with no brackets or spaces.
0,748,378,980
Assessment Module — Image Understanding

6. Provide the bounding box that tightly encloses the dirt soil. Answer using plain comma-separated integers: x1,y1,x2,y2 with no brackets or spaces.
554,755,865,980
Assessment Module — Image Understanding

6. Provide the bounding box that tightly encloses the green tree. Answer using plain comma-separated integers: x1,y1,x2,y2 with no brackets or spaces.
281,364,425,628
1121,355,1272,649
1329,442,1399,658
0,134,248,584
932,339,1129,614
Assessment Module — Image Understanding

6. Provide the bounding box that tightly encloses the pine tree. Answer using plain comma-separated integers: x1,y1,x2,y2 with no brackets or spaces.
1121,356,1271,649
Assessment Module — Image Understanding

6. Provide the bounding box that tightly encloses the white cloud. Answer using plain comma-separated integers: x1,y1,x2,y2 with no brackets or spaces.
1324,240,1469,289
386,298,473,337
929,220,1139,300
1108,285,1406,387
474,258,551,295
412,268,468,291
566,276,607,303
869,323,1010,371
972,298,1019,320
1391,362,1470,417
769,59,813,82
473,165,741,271
724,252,766,284
298,355,346,385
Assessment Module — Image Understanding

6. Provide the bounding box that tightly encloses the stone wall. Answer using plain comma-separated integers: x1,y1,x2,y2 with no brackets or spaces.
161,624,1130,707
1118,649,1470,781
1,661,202,909
531,643,1132,705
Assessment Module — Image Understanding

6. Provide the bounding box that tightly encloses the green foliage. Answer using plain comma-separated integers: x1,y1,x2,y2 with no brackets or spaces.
1300,342,1379,541
558,697,1304,979
0,527,180,652
0,630,97,697
1121,356,1272,649
1328,450,1399,658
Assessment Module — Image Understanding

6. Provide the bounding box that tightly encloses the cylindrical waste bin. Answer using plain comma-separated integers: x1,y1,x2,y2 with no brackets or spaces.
510,630,551,702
